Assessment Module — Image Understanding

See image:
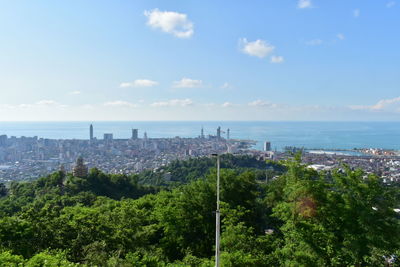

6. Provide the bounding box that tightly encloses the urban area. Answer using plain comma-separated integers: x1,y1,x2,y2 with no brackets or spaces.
0,125,399,184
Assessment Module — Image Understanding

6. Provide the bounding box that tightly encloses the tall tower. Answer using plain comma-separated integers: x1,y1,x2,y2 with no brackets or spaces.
142,132,148,149
201,127,205,139
227,128,230,140
89,124,93,140
217,126,221,139
132,129,138,139
264,141,271,151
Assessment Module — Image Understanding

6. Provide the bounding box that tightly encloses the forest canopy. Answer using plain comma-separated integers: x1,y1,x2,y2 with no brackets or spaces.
0,155,399,266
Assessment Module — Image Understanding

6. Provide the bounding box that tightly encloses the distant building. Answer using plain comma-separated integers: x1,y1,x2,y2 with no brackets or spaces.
104,133,113,141
132,129,138,139
201,127,205,139
227,128,230,140
90,124,94,140
143,132,148,140
0,135,7,146
264,141,271,151
217,126,221,139
73,157,88,177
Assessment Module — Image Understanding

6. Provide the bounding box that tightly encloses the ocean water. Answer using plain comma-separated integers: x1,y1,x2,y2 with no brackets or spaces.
0,121,399,151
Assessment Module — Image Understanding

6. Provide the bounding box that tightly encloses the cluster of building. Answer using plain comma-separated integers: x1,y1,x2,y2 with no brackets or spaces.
0,125,254,182
355,148,398,156
1,125,399,184
240,141,400,184
303,152,400,183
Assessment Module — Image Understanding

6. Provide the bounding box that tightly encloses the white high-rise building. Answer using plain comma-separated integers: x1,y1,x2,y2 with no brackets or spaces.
264,141,271,151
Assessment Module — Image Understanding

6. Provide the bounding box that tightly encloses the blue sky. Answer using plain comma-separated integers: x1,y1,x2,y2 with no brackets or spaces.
0,0,399,121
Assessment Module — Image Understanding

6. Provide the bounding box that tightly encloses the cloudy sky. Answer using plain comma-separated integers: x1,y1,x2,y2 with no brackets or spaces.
0,0,399,121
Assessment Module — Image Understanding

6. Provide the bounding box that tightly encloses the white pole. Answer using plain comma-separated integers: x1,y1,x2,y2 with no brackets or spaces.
215,154,220,267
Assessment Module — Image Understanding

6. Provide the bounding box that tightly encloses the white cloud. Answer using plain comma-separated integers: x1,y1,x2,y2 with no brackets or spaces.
35,100,67,108
220,82,232,89
271,55,284,63
239,38,275,58
36,100,58,106
306,39,323,46
173,78,203,88
248,100,269,107
387,1,396,8
248,100,279,108
104,101,137,108
298,0,312,9
17,104,34,109
151,98,193,107
349,97,400,112
69,90,81,95
120,79,159,88
144,9,194,38
354,9,360,18
337,33,345,40
0,100,67,109
221,102,234,108
371,97,400,110
120,82,132,88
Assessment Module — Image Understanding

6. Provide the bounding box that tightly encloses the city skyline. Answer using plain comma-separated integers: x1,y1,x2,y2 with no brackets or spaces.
0,1,399,121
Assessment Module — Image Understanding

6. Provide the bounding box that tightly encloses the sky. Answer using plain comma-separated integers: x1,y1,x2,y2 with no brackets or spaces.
0,0,399,121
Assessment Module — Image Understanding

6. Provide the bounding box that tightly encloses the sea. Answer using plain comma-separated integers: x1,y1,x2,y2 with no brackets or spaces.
0,121,399,151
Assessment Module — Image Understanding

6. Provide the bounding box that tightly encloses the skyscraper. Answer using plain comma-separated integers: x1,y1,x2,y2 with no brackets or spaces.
0,135,7,146
104,133,113,140
217,126,221,139
89,124,93,140
201,127,205,139
227,128,230,140
264,141,271,151
132,129,138,139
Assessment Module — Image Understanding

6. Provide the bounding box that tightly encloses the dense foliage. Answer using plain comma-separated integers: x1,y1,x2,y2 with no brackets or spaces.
136,154,284,185
0,155,399,266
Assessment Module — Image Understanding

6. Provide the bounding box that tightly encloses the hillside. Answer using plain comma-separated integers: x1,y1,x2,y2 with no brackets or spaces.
0,155,399,266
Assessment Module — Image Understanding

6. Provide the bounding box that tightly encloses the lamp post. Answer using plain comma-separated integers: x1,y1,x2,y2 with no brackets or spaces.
212,153,220,267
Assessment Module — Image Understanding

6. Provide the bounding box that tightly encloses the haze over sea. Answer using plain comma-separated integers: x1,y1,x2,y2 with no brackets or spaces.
0,121,399,151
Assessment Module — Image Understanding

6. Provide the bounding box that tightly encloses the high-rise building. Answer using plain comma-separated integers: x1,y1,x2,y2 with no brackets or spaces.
143,132,148,140
227,128,230,140
132,129,138,139
104,133,113,140
201,127,205,139
264,141,271,151
217,126,221,139
89,124,93,140
73,157,88,177
0,135,7,146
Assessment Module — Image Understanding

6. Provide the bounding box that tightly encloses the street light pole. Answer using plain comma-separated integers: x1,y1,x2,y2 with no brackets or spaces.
213,153,221,267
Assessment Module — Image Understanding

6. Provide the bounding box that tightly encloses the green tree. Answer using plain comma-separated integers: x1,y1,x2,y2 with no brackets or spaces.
0,251,25,266
25,250,78,267
0,183,8,197
272,159,400,266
